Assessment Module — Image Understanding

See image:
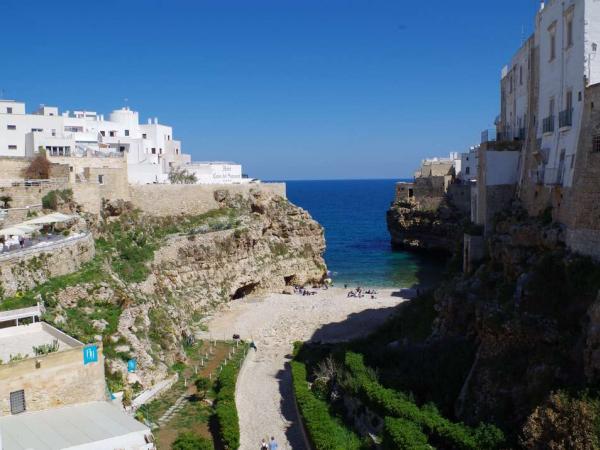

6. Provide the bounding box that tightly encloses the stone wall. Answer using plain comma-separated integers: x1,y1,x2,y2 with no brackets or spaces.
0,179,70,209
0,233,95,298
0,340,105,415
447,183,472,216
0,157,32,181
129,182,287,216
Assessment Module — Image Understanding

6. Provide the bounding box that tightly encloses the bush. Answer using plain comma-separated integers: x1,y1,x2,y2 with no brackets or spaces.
214,351,247,450
195,377,211,399
172,431,213,450
382,417,430,450
344,352,505,450
22,153,50,179
291,360,361,450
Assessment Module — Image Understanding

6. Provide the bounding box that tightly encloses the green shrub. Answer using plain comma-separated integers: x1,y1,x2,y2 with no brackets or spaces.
344,352,505,450
172,431,213,450
291,360,361,450
382,417,430,450
213,348,247,450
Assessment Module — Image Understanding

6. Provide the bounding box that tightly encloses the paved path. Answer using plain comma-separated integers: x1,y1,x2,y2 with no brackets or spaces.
200,288,408,450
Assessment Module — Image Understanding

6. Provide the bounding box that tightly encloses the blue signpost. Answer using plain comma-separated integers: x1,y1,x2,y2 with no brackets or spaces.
127,359,137,373
83,345,98,365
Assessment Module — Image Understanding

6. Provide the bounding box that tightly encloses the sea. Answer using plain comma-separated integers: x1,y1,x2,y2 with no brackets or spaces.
284,179,445,289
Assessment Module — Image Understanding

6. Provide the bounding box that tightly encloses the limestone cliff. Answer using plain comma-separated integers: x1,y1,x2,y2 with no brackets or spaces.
2,189,326,389
386,182,471,254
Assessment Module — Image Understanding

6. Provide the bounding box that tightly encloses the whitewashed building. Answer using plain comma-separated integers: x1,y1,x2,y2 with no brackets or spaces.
0,100,249,185
184,161,249,184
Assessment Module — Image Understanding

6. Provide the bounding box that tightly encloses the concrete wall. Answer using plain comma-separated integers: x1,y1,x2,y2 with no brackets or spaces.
129,182,286,216
0,342,105,415
0,233,95,298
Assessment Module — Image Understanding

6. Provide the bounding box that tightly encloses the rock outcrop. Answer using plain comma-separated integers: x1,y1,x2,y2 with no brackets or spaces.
23,190,326,387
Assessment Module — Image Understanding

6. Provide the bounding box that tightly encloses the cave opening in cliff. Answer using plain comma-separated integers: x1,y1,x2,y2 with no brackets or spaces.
232,282,260,299
284,275,296,286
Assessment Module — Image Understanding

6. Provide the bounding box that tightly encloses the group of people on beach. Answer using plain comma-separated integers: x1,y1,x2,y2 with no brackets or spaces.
345,285,378,299
261,436,278,449
294,286,319,296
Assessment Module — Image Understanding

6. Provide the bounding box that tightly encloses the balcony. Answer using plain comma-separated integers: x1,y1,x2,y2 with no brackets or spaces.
559,108,573,128
481,129,497,144
542,115,555,134
544,167,564,186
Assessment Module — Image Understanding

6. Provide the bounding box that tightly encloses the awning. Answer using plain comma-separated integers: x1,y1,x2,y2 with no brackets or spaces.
23,212,75,225
0,224,40,236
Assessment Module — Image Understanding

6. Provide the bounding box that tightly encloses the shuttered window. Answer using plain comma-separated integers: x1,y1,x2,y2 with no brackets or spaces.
10,390,26,414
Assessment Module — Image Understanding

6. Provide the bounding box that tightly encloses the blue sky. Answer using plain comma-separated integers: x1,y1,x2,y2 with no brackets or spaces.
1,0,540,180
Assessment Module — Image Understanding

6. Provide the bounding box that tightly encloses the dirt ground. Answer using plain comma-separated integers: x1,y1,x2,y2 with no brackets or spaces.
200,287,408,450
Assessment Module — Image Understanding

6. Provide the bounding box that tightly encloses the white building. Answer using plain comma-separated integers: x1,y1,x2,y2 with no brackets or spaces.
184,161,249,184
458,147,479,182
0,100,195,184
535,0,600,187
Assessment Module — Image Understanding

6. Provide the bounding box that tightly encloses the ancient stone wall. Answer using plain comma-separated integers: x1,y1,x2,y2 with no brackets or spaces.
0,157,32,181
0,180,70,209
0,341,105,415
129,183,287,216
0,233,95,297
447,183,472,216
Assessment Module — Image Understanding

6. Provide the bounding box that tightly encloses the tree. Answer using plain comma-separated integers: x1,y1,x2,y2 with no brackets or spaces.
172,432,213,450
22,151,51,180
0,195,12,209
195,377,211,400
168,166,198,184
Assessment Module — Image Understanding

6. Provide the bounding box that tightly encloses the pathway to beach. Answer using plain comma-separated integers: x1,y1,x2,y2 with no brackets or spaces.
200,287,410,450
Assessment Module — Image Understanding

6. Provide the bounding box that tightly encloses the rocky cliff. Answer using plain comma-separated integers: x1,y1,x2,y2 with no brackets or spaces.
386,183,470,254
1,189,326,389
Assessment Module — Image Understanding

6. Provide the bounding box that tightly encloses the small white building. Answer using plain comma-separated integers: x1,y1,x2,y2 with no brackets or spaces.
184,161,248,184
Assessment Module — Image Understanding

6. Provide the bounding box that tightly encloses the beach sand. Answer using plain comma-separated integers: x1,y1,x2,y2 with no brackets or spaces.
200,287,412,449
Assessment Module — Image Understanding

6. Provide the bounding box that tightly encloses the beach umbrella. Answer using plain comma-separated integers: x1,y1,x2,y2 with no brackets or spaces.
23,212,75,225
0,224,39,236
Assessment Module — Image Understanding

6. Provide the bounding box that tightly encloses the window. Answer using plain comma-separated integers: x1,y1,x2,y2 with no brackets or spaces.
7,107,12,114
51,129,56,137
550,98,555,116
31,128,43,132
159,148,162,154
151,148,156,154
119,146,125,152
8,145,17,150
466,167,471,175
100,130,105,137
549,23,557,61
520,65,523,85
98,175,104,185
176,148,179,155
10,390,26,415
142,133,147,139
124,129,129,137
593,135,600,152
109,131,116,137
70,166,74,172
567,20,573,47
7,124,16,130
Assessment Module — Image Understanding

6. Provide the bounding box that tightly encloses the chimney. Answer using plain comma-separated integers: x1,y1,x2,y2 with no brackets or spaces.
148,118,152,125
154,117,158,124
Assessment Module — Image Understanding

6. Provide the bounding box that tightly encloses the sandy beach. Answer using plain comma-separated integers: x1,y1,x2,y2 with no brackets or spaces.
200,287,411,450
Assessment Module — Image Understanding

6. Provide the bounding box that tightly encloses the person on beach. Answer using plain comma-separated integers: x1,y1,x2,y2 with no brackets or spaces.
261,439,269,449
250,341,257,351
269,436,278,450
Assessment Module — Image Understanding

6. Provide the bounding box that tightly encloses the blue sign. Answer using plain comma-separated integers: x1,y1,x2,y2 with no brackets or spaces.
127,359,137,373
83,345,98,365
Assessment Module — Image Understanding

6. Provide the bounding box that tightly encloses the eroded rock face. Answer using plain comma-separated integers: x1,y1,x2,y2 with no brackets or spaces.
386,194,466,254
46,190,326,386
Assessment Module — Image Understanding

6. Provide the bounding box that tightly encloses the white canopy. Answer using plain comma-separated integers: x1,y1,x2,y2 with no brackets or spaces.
23,212,75,225
0,224,40,236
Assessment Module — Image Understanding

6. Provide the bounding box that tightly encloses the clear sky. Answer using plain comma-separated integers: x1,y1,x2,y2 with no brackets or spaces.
1,0,541,180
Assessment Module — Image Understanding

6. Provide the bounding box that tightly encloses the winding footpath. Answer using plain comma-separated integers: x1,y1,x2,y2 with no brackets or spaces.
200,287,409,450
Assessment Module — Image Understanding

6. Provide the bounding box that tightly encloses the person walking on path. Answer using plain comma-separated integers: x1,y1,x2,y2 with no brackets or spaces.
250,341,257,351
269,436,278,450
261,438,269,449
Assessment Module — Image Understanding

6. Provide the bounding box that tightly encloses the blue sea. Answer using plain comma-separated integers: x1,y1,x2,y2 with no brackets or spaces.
285,179,444,288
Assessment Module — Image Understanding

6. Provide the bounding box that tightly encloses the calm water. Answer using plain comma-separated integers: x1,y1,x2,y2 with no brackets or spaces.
285,179,444,288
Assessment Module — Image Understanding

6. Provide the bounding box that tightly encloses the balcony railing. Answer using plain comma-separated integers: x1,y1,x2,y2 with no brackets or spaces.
481,129,497,144
559,108,573,128
542,115,555,134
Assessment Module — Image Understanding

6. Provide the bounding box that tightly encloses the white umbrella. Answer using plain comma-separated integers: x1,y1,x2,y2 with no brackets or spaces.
0,224,39,236
23,212,75,225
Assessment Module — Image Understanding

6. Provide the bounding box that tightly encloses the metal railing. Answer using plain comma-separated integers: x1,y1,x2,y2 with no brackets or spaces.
542,115,555,133
481,129,497,144
544,167,564,186
0,232,90,262
0,178,68,188
559,108,573,128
